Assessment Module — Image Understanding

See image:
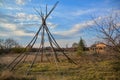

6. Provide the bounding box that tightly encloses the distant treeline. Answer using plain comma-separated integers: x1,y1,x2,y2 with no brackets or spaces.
0,38,21,54
0,38,89,54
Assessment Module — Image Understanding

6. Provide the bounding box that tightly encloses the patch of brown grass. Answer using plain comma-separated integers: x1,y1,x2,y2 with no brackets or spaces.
0,70,35,80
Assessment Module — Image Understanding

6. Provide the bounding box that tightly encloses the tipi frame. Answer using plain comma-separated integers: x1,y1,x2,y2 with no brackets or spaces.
6,1,76,74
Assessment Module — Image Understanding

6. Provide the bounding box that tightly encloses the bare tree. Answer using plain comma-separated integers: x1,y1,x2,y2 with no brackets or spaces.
92,12,120,53
4,38,19,49
0,39,5,51
72,42,78,48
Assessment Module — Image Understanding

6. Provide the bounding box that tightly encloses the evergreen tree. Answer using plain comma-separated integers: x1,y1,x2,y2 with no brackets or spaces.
77,37,86,55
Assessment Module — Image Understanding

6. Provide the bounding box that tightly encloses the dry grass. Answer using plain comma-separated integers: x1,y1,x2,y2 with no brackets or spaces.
0,70,35,80
0,52,120,80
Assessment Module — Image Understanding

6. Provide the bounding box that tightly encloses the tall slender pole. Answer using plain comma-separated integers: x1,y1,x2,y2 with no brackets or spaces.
40,25,45,62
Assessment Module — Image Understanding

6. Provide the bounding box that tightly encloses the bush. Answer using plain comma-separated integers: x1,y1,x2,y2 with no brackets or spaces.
11,47,25,53
77,49,84,56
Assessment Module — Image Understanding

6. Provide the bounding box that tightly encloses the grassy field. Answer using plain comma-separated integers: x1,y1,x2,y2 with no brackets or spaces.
0,52,120,80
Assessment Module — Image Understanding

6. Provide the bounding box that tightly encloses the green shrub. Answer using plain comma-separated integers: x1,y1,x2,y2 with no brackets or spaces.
11,47,25,53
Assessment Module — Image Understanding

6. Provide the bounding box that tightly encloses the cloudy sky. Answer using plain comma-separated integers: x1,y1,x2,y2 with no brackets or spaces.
0,0,120,47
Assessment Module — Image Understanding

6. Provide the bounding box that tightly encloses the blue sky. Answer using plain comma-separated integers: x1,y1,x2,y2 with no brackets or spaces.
0,0,120,47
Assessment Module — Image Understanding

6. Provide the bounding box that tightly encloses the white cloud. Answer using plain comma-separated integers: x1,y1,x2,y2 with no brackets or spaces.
1,23,16,31
0,33,8,37
54,20,95,36
15,0,25,5
117,23,120,27
15,0,31,5
0,1,22,10
47,22,58,29
72,9,96,16
16,13,26,18
0,21,34,37
14,30,33,36
6,6,22,10
28,14,39,20
15,13,39,21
